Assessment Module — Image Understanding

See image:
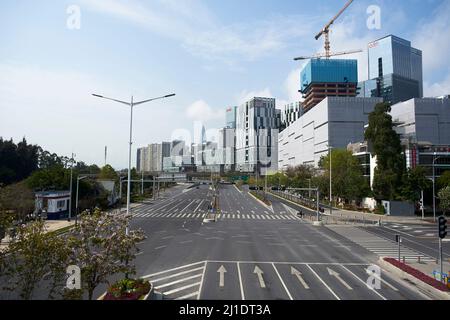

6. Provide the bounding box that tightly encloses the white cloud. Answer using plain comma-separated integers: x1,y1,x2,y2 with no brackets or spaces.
185,100,224,122
284,67,303,103
424,73,450,97
413,1,450,74
81,0,322,64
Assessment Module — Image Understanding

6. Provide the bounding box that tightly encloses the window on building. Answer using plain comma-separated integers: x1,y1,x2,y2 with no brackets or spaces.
57,200,66,209
378,57,383,78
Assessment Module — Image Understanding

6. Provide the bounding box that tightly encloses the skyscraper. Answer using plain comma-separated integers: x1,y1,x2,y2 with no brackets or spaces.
359,35,423,104
235,97,279,174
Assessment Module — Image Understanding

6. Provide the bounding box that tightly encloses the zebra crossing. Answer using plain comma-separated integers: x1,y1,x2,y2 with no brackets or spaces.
142,261,206,300
328,226,436,262
133,210,304,221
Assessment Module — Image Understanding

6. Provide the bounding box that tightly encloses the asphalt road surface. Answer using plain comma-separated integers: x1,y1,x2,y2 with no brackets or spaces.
128,184,433,300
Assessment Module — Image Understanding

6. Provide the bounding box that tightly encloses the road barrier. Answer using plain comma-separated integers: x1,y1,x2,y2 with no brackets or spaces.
269,190,381,226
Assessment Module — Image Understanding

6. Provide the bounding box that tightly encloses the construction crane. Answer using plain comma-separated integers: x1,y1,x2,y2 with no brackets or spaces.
294,49,362,61
315,0,354,59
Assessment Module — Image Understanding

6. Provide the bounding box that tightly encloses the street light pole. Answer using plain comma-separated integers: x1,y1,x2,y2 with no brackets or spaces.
75,176,88,226
92,92,176,236
68,153,75,222
433,153,442,222
329,146,333,217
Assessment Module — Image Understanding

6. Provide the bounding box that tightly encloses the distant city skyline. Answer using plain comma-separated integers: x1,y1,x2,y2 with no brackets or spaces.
1,0,449,169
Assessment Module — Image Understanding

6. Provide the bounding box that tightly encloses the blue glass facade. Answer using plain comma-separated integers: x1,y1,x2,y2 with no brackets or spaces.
362,35,423,104
226,106,237,128
300,59,358,93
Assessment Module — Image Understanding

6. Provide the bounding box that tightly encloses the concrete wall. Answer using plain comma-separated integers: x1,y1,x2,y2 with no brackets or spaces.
278,97,383,169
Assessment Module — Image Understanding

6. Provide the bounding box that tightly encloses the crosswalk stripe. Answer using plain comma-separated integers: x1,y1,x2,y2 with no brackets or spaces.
163,282,202,296
175,291,199,300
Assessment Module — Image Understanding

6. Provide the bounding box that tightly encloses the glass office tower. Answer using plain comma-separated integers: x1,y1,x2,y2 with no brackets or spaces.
359,35,423,104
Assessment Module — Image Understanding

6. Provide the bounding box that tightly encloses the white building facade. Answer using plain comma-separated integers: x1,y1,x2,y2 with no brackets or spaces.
278,97,383,169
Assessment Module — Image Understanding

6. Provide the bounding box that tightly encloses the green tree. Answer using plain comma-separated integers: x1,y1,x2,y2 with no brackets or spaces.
0,138,40,186
285,165,314,188
401,166,432,202
318,149,370,203
99,165,119,181
438,186,450,215
26,165,70,191
364,103,406,200
0,181,35,221
437,170,450,190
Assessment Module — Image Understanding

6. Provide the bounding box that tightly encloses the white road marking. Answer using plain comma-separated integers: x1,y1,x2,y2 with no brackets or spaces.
154,245,167,250
306,264,340,300
194,200,204,213
328,267,353,290
272,263,293,300
291,266,310,289
253,266,266,288
150,267,205,282
237,262,245,300
175,292,199,300
217,265,227,287
341,265,386,300
164,282,202,296
155,274,202,290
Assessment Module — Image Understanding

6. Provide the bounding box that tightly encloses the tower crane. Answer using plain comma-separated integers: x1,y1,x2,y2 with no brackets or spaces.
314,0,354,59
294,49,362,61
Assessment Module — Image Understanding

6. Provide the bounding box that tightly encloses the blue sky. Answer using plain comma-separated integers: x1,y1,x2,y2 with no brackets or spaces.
1,0,449,169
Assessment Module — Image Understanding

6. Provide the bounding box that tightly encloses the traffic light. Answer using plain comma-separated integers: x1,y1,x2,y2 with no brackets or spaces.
438,216,447,239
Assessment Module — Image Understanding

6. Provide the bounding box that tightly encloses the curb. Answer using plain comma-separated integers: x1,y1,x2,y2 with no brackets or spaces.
378,257,450,300
248,191,273,211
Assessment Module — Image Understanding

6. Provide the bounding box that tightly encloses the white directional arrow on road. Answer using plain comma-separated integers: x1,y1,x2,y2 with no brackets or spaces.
291,267,310,289
328,268,353,290
217,265,227,287
253,266,266,288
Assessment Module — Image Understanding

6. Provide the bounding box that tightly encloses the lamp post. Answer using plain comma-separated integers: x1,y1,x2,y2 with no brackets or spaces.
75,176,88,226
92,93,175,235
432,153,442,222
328,146,333,216
68,153,75,222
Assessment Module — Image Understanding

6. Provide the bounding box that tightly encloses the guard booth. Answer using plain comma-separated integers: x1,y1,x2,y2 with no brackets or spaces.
34,191,71,220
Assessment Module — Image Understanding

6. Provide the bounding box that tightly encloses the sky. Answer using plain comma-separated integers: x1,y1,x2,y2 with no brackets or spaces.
1,0,449,169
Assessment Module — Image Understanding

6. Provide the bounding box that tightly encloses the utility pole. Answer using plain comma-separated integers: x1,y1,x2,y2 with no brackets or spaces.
329,146,333,217
68,153,75,222
141,171,144,195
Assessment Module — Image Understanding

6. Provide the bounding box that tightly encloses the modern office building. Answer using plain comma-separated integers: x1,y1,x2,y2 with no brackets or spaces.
300,59,358,111
278,97,383,169
358,35,423,104
226,106,238,129
390,97,450,177
218,127,236,172
348,97,450,187
235,97,280,174
281,101,303,129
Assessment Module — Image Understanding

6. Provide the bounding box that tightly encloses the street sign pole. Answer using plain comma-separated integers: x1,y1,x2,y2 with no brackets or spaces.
396,235,401,262
439,238,443,282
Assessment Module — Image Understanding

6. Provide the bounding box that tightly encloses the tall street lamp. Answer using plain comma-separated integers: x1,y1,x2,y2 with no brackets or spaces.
68,153,75,222
75,175,88,226
433,153,442,222
92,93,176,235
328,145,333,217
